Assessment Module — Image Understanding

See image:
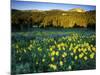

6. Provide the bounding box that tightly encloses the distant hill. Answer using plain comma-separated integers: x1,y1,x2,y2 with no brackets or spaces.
68,8,86,12
11,8,96,31
12,8,94,13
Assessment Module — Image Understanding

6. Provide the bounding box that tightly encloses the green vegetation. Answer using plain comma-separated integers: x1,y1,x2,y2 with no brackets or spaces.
11,28,96,74
11,9,96,31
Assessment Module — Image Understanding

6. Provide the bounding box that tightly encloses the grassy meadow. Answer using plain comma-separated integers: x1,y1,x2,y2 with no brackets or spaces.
11,28,96,74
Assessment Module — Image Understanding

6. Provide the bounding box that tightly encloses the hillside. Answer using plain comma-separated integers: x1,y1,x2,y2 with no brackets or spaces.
11,8,96,31
68,8,86,12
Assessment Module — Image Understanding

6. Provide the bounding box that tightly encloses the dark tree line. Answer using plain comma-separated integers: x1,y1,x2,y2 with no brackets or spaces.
11,9,96,31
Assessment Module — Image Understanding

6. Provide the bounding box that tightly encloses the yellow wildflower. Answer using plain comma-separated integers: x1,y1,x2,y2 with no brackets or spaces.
51,51,55,56
92,47,96,52
16,50,19,53
36,61,38,64
84,56,88,60
38,47,42,52
50,47,53,51
91,45,93,47
70,52,73,56
78,48,81,52
85,43,89,46
51,57,55,61
62,54,65,58
29,44,33,48
16,45,19,49
62,52,67,58
68,37,71,41
60,42,65,46
78,40,80,43
68,65,72,70
88,46,91,51
49,64,57,70
56,51,59,56
90,53,95,59
75,45,78,49
75,55,78,60
60,61,63,66
81,47,84,51
57,44,60,48
69,47,72,51
42,58,45,62
62,47,65,50
28,47,31,51
83,48,87,53
73,48,76,53
79,53,84,58
54,41,57,44
24,49,26,53
84,52,88,55
64,52,67,56
58,47,61,51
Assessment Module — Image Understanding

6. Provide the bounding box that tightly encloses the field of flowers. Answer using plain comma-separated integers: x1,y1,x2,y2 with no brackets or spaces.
11,28,96,74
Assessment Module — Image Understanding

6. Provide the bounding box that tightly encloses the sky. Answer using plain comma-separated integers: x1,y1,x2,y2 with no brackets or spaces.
11,0,96,11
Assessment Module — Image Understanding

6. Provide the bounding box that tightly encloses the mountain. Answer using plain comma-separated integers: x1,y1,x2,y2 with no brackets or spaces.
68,8,86,12
12,8,90,13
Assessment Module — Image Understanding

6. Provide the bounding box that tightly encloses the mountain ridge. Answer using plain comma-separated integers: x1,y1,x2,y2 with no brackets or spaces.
12,8,95,13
